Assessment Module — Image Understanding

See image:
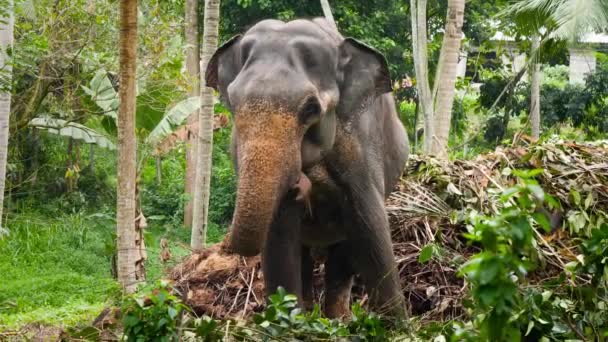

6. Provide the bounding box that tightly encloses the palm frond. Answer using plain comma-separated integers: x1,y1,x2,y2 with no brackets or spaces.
550,0,608,41
503,0,608,42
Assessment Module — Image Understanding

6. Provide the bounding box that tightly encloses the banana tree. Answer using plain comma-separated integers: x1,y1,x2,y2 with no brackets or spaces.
30,69,200,203
30,70,199,157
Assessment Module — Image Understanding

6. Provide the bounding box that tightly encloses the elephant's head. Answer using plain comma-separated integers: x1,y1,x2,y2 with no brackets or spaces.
205,18,392,256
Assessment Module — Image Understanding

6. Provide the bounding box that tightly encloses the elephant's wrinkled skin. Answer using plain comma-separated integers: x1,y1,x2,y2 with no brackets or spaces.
205,18,409,318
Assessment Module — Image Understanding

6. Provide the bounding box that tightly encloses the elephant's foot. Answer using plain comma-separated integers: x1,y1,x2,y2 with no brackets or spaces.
324,278,353,319
324,242,354,319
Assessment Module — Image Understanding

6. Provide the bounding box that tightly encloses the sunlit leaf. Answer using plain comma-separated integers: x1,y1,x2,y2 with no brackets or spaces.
146,97,199,145
29,117,115,149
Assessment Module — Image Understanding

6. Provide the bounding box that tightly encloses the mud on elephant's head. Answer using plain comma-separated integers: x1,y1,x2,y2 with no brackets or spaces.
205,18,392,256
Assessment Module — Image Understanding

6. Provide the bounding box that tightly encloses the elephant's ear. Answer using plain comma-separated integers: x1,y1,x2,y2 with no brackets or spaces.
338,38,392,110
205,35,242,96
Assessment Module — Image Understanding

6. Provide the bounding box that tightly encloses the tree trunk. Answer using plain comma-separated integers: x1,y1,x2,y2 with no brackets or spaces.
184,0,200,228
430,0,466,159
117,0,140,294
410,0,434,155
320,0,337,31
191,0,220,250
0,0,14,231
530,34,541,140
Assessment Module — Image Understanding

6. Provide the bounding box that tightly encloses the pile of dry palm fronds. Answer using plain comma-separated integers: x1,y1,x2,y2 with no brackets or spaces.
171,138,608,322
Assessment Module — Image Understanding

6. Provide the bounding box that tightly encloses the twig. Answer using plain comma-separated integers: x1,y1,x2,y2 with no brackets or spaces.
565,316,587,341
533,228,576,287
224,320,231,341
241,266,256,319
228,287,242,315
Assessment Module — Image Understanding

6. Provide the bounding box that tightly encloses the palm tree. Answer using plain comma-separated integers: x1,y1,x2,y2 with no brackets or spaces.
191,0,220,251
117,0,139,293
0,0,13,234
410,0,434,155
320,0,338,30
431,0,466,158
505,0,608,139
530,35,541,139
410,0,465,157
184,0,200,228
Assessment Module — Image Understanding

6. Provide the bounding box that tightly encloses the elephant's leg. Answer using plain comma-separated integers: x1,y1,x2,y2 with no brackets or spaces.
262,202,303,301
347,188,407,318
301,246,314,311
324,242,354,319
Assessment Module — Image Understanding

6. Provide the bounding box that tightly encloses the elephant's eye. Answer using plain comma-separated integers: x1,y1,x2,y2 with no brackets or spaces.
299,96,321,124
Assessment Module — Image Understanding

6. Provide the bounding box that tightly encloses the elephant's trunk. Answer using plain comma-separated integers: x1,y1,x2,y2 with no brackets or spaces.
229,112,302,256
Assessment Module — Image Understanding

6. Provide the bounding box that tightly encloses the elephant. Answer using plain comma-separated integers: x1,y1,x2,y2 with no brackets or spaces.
205,17,409,319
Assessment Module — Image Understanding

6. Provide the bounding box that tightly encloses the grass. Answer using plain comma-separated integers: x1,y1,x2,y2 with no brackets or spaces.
0,212,120,330
0,208,222,331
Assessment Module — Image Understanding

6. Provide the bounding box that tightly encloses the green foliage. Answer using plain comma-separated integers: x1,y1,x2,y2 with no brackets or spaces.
398,100,417,144
459,169,557,340
514,65,608,138
208,122,237,230
479,64,608,143
450,96,469,140
0,212,120,329
140,122,235,237
578,226,608,287
249,287,388,341
140,151,187,229
121,280,188,342
114,285,392,341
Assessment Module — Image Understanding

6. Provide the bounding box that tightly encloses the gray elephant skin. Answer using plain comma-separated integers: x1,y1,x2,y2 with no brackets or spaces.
205,17,409,318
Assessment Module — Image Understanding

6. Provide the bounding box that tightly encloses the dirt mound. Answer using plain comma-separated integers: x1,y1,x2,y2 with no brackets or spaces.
171,138,608,321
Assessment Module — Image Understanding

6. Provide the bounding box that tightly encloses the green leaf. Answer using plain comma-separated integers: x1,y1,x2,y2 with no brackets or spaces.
525,320,534,336
479,259,500,285
570,189,582,206
584,192,594,209
101,116,117,136
135,297,145,308
512,168,544,179
284,294,298,302
168,306,178,319
533,212,552,233
419,244,435,264
82,69,118,119
528,184,545,201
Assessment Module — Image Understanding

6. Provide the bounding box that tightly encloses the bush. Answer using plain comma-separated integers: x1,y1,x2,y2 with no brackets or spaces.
459,169,558,340
121,280,188,342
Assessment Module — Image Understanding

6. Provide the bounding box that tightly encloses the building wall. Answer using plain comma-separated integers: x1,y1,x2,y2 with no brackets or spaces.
569,48,596,84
